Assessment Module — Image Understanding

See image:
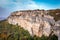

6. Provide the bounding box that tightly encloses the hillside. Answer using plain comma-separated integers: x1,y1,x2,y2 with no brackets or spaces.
0,20,58,40
0,20,31,40
48,9,60,21
7,9,60,36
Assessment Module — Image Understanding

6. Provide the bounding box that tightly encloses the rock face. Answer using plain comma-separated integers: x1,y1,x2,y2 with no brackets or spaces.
53,20,60,40
8,9,56,37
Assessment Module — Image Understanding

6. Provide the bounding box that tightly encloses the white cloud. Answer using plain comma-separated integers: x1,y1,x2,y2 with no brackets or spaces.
12,0,53,11
0,0,59,12
0,0,60,17
12,0,50,11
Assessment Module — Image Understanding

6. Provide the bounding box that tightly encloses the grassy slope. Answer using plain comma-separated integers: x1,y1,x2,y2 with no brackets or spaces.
0,20,58,40
0,20,31,40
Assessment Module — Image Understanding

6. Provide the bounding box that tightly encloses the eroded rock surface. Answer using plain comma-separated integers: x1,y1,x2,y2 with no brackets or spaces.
8,9,58,37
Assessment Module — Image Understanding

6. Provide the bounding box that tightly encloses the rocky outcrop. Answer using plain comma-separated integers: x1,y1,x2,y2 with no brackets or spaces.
53,20,60,40
8,9,59,37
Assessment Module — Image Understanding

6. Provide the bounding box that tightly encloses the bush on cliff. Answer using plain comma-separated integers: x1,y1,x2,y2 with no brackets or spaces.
0,20,58,40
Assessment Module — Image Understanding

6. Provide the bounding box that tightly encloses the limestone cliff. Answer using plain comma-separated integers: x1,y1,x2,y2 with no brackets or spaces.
8,9,59,37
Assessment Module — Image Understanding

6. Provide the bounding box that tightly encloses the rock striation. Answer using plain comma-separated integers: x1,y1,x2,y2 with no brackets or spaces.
8,9,60,38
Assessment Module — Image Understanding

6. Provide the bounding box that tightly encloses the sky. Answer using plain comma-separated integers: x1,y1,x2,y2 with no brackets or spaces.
0,0,60,18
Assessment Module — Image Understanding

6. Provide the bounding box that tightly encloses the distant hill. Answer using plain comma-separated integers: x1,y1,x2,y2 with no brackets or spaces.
0,17,5,21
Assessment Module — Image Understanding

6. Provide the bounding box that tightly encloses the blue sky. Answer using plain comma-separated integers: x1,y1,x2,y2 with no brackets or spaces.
0,0,60,18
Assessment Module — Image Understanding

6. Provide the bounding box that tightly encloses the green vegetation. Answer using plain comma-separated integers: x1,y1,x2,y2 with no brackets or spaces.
0,20,31,40
48,9,60,21
48,34,58,40
0,20,58,40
